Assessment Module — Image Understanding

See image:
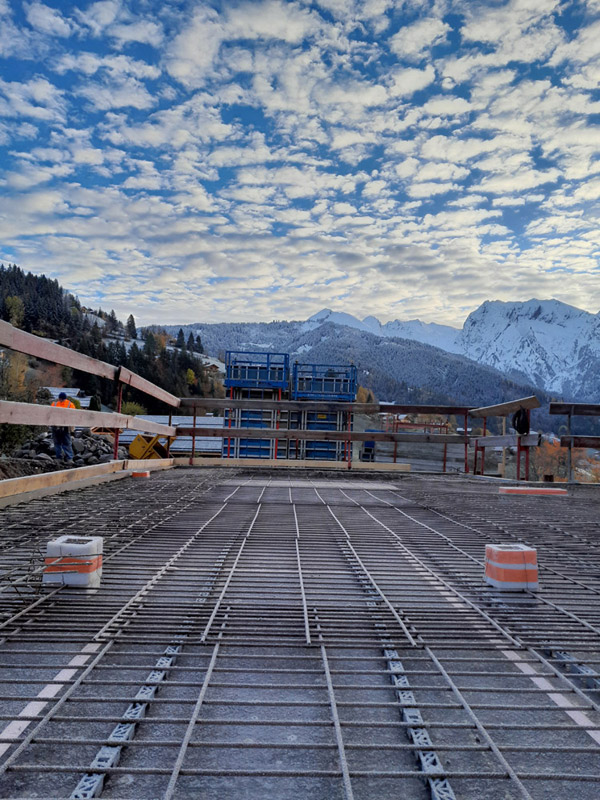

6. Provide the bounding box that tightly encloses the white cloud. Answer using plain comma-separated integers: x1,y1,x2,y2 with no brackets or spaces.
164,6,224,88
75,0,119,36
110,19,163,48
227,0,321,43
423,95,472,116
389,17,450,62
25,2,74,37
407,181,459,197
0,77,65,122
388,64,435,96
78,78,156,110
55,52,160,80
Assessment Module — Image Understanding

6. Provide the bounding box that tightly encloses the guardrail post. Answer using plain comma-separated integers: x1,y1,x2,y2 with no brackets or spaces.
567,408,573,482
112,384,123,461
190,409,196,465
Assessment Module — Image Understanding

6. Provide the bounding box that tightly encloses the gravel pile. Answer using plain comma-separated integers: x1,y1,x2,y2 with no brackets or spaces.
12,430,129,469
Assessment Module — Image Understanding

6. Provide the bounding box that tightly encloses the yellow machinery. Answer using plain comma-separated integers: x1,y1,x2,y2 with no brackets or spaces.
128,434,174,460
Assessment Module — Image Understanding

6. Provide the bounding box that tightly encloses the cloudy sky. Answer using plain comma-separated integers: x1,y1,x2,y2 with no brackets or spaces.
0,0,599,326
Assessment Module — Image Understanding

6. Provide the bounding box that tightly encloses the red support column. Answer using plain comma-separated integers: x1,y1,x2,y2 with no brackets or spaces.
112,384,123,461
517,438,522,481
442,443,447,473
464,413,469,473
525,409,531,481
473,442,479,476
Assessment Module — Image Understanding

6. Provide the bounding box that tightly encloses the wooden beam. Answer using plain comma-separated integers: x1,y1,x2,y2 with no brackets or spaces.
469,433,541,448
469,395,540,418
550,403,600,417
179,397,470,415
0,320,179,406
0,319,116,380
0,400,176,436
0,461,124,499
174,456,411,472
177,426,464,443
559,436,600,449
117,367,180,408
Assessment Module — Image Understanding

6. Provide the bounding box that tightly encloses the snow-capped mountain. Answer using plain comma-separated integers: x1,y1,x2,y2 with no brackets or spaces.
304,300,600,398
304,309,462,353
154,298,600,402
458,299,600,397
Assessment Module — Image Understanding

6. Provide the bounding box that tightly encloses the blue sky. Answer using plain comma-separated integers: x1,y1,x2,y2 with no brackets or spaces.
0,0,599,326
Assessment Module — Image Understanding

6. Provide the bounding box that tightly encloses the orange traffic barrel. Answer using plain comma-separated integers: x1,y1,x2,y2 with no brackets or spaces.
132,470,151,478
499,486,567,496
484,544,539,591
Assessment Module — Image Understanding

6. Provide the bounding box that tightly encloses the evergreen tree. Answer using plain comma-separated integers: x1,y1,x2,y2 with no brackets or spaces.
176,328,185,349
126,314,137,339
195,334,203,354
187,332,195,351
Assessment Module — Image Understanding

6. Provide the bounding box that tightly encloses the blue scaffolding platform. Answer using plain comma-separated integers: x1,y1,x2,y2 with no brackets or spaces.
291,363,357,401
225,351,289,390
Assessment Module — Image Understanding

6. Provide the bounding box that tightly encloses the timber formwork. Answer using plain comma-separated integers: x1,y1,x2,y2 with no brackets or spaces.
0,471,597,798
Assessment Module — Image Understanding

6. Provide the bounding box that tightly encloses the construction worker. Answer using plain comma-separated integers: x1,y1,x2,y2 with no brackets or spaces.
51,392,76,465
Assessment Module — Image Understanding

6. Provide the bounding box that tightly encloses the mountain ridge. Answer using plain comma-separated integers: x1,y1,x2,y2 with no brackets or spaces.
161,298,595,401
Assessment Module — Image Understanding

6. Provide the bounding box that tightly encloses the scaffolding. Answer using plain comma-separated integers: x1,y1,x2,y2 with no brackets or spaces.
223,352,290,459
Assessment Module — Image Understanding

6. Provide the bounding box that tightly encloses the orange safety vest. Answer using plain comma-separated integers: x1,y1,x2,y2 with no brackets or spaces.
52,399,76,409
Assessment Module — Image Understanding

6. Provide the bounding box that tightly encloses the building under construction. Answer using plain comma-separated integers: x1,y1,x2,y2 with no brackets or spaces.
1,319,600,800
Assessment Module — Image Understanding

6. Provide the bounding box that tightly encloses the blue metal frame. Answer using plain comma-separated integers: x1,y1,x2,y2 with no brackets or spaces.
225,351,289,390
291,363,357,401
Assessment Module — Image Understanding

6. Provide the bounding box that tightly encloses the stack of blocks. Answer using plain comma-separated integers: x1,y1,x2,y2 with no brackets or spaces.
43,535,103,588
484,543,539,591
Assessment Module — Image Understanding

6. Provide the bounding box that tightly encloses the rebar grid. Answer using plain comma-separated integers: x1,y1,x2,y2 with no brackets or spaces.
0,472,596,799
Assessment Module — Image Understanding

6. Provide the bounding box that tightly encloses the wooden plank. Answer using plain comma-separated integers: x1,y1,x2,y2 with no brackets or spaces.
117,367,180,408
0,320,116,380
0,320,178,406
499,486,567,496
550,403,600,417
469,433,541,448
174,456,411,472
178,426,464,443
469,395,540,418
124,458,174,470
0,461,124,499
559,436,600,449
0,400,176,436
179,397,470,415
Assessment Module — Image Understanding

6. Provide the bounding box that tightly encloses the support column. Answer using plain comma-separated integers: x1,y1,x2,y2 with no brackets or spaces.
481,417,487,476
464,413,469,473
190,408,196,465
567,408,573,482
525,410,531,481
112,384,123,461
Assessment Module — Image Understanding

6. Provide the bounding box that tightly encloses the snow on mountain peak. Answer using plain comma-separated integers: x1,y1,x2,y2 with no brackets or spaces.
305,299,600,398
460,298,600,396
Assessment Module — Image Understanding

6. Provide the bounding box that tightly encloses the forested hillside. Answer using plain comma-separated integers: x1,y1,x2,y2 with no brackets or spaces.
0,264,218,410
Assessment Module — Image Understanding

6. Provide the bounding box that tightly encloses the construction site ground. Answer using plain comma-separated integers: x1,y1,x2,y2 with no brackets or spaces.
0,467,598,800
